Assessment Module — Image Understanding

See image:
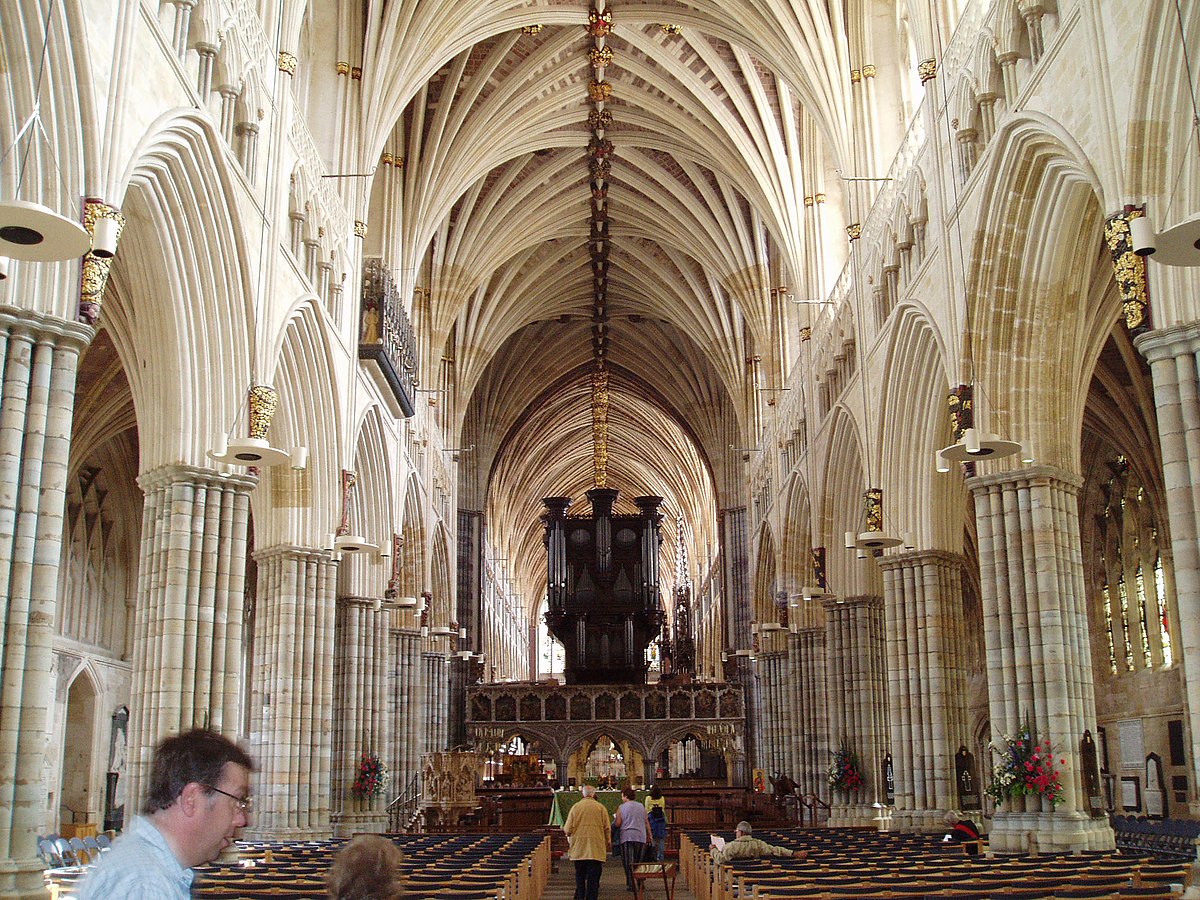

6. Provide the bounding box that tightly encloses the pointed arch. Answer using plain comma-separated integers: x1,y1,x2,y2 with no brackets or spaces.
257,299,341,547
103,113,254,472
966,115,1111,474
877,303,959,550
338,405,394,598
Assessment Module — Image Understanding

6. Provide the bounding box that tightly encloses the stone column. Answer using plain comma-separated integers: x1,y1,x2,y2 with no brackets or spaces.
1135,324,1200,815
195,42,217,97
822,594,888,827
127,465,255,804
879,551,970,831
757,648,794,778
217,85,239,144
969,466,1114,852
389,627,424,803
0,308,90,899
247,547,337,838
331,596,390,836
168,0,195,58
423,652,449,755
790,624,828,800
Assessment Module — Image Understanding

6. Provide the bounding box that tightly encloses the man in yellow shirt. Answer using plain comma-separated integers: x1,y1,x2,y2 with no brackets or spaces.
563,785,612,900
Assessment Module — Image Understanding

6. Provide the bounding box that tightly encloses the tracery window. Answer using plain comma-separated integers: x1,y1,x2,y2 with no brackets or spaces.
1096,457,1173,674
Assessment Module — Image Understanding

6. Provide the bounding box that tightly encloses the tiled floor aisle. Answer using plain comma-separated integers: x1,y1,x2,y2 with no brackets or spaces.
541,856,696,899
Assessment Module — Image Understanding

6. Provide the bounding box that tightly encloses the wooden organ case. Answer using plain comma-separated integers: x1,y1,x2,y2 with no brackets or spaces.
542,489,665,685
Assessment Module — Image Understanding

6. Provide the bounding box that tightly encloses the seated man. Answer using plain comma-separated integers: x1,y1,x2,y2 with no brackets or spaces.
942,810,982,855
709,821,806,864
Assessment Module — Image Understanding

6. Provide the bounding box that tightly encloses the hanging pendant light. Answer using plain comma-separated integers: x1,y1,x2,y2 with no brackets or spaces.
0,3,103,266
938,426,1021,463
0,199,91,261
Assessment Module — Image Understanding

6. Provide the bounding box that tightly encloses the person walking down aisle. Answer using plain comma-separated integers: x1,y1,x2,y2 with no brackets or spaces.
614,786,652,891
563,784,611,900
78,728,253,900
644,785,668,861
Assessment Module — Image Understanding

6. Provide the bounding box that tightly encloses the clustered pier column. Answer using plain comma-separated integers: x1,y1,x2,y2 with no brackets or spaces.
248,547,337,838
822,594,888,827
790,599,829,802
1137,324,1200,816
970,466,1114,852
128,464,255,804
332,596,391,835
0,308,91,898
879,550,971,831
391,627,426,805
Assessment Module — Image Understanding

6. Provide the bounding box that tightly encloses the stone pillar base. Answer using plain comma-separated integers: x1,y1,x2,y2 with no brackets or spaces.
827,803,885,829
242,826,334,841
331,811,388,837
987,811,1114,854
893,809,957,832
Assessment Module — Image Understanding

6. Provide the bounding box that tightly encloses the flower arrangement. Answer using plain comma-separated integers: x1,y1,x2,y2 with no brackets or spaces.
986,724,1065,807
351,751,387,799
828,744,864,793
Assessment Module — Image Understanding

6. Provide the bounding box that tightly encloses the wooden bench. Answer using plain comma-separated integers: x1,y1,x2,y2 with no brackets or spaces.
634,861,678,899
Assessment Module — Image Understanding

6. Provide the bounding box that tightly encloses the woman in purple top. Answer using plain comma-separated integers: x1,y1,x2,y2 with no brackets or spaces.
613,786,652,891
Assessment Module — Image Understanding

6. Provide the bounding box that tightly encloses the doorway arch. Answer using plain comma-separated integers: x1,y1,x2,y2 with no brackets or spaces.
61,668,100,830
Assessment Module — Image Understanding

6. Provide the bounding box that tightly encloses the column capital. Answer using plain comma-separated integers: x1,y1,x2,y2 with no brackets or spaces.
1134,320,1200,362
137,462,257,494
821,593,883,611
877,549,966,573
790,625,825,639
966,464,1082,495
254,543,336,564
336,594,380,610
0,303,92,352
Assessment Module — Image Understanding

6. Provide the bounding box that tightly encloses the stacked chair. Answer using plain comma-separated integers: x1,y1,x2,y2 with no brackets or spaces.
1111,817,1200,860
682,828,1194,900
38,832,100,898
193,833,550,900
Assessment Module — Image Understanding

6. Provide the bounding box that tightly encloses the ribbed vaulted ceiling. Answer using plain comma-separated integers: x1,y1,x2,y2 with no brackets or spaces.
358,0,856,613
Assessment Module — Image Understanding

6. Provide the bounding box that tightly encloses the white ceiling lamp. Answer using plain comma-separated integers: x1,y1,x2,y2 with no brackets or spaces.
0,199,91,261
334,533,379,555
1,7,104,265
1132,211,1200,268
938,426,1021,464
1132,0,1200,272
209,384,306,469
0,97,92,263
850,488,903,552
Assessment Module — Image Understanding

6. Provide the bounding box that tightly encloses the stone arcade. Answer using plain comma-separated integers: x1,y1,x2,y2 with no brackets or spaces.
1,1,1199,896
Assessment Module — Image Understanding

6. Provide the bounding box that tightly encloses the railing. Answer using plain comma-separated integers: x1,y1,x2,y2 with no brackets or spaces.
386,772,422,834
359,258,419,417
797,793,831,828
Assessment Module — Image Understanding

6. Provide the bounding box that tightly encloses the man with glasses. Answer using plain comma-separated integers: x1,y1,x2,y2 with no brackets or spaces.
79,728,253,899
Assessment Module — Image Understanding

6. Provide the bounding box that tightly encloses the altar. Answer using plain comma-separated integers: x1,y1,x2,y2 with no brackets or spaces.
548,788,646,826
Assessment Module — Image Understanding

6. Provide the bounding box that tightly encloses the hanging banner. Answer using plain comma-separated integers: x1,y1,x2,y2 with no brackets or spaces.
955,746,981,811
1081,730,1105,817
883,752,895,805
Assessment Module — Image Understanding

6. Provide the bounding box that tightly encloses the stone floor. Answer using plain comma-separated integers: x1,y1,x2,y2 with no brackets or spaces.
542,855,695,899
